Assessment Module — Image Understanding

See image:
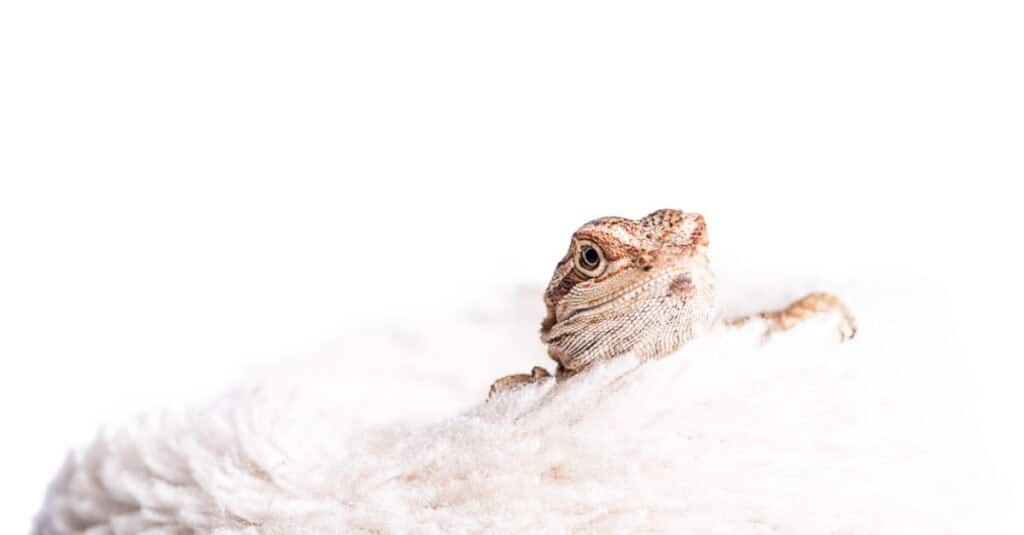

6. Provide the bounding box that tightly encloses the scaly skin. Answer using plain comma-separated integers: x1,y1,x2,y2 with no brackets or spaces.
488,209,856,399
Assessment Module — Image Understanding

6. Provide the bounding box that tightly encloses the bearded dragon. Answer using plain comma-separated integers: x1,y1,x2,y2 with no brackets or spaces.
489,209,856,398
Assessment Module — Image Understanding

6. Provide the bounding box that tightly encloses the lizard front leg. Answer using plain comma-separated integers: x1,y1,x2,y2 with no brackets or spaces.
487,366,552,400
725,292,857,342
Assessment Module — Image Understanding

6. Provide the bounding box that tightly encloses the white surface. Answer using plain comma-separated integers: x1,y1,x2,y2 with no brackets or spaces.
1,1,1020,533
34,278,987,534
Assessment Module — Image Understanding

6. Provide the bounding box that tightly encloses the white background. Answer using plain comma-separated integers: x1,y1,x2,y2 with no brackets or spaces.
1,1,1020,532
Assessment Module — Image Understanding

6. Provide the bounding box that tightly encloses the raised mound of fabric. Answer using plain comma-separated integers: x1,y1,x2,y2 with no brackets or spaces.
34,275,980,534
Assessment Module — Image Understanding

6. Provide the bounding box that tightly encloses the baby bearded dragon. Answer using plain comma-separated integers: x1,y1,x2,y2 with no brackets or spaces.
488,209,856,399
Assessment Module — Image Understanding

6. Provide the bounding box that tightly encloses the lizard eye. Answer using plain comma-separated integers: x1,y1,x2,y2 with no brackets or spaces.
575,240,606,277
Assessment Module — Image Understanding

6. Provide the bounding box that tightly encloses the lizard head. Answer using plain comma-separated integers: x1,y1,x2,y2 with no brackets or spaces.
540,209,716,371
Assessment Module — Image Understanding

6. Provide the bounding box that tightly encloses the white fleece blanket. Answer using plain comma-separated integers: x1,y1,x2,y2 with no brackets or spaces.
34,276,984,534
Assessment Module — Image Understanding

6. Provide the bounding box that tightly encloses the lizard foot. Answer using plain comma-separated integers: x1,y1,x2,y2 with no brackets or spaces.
762,292,858,342
487,366,552,400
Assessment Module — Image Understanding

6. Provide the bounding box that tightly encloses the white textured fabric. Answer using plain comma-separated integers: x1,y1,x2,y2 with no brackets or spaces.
34,278,986,534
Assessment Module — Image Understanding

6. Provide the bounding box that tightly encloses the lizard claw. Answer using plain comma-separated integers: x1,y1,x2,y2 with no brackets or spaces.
838,314,858,342
487,366,552,400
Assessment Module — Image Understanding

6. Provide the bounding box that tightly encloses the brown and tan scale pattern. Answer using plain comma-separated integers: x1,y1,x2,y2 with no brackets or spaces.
488,209,856,400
